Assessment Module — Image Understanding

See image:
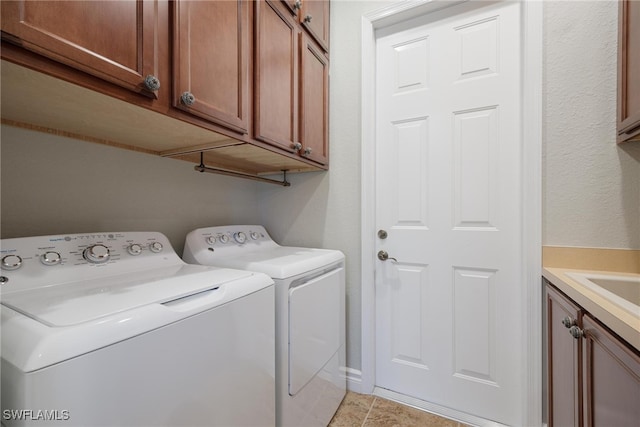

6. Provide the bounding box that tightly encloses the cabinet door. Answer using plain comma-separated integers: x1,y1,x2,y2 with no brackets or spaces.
546,284,582,427
254,0,298,152
0,0,161,98
300,0,329,52
173,0,250,134
618,0,640,143
582,314,640,427
299,34,329,165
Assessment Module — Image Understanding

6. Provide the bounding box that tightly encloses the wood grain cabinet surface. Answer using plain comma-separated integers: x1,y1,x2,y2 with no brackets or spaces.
1,0,162,99
546,283,583,427
255,0,329,166
618,0,640,143
173,0,250,135
545,281,640,427
0,0,330,176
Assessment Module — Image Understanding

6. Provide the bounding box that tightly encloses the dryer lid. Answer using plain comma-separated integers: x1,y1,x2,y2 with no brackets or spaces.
210,247,344,279
1,265,253,327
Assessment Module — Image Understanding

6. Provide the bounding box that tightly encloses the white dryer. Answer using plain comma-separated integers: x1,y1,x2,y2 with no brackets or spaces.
0,231,275,427
183,225,346,427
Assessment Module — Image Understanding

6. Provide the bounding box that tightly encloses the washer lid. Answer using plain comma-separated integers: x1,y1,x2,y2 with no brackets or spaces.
210,247,344,279
1,265,253,327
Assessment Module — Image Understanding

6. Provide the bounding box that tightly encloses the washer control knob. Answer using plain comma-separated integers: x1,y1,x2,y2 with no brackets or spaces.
83,245,110,264
218,234,230,244
206,236,216,245
1,255,23,271
234,232,247,244
250,231,260,240
41,251,62,266
127,244,143,256
149,242,163,253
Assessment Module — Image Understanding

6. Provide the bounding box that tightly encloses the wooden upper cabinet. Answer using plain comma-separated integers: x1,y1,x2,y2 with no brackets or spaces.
173,0,250,135
299,0,329,52
254,0,298,152
299,34,328,165
618,0,640,143
0,0,161,98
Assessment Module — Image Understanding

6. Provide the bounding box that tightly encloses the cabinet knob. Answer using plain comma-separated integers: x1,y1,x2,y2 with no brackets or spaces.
144,75,161,91
293,0,302,11
561,316,576,328
303,147,312,156
569,326,584,340
181,91,196,106
304,15,312,23
292,142,302,152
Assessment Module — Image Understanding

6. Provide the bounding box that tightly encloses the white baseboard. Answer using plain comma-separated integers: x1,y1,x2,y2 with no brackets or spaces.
343,367,368,394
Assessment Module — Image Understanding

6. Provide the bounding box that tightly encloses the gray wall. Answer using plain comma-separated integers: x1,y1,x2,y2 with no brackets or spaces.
543,0,640,249
2,0,639,377
0,125,263,255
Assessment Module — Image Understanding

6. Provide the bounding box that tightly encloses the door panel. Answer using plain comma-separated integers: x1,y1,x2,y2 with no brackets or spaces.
0,0,160,97
173,0,249,134
299,34,329,165
375,2,523,424
254,0,298,151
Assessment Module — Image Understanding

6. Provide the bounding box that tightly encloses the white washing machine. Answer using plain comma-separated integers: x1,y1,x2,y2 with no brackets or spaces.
183,225,346,427
0,231,275,427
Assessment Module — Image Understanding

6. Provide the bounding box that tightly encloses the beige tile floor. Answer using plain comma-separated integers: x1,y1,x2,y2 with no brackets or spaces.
329,392,471,427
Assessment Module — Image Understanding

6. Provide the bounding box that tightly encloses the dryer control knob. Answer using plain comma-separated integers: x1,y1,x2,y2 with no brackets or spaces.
41,251,62,266
127,244,143,256
84,245,110,264
218,234,230,244
250,231,260,240
234,232,247,244
1,254,23,270
149,242,163,253
206,236,216,245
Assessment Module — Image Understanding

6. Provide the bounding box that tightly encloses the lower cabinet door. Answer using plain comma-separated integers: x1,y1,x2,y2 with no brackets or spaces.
546,283,582,427
582,314,640,427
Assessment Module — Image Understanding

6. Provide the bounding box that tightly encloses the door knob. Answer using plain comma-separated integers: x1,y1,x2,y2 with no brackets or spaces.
377,250,397,262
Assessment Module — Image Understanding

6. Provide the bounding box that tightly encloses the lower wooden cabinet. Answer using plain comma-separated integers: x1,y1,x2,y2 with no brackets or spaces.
582,314,640,427
545,281,640,427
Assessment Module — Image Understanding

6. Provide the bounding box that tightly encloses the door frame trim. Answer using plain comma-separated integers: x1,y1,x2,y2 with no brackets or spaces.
359,1,542,425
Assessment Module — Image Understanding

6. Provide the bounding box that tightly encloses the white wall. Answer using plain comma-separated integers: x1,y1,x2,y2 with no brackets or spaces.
0,125,263,255
543,0,640,249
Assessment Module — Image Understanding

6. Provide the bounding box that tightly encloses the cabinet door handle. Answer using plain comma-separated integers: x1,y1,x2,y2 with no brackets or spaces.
293,0,302,11
561,316,576,328
303,147,312,156
569,326,584,340
291,142,302,152
181,91,196,106
144,75,161,92
304,15,312,23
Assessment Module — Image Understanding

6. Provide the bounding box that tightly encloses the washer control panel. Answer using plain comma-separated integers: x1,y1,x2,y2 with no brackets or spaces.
0,232,180,293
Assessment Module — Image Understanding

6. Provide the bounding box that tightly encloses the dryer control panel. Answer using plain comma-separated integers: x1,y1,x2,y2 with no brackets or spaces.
183,225,280,262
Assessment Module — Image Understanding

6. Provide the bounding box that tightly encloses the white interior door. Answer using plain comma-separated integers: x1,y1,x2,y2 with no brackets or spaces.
374,1,523,424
